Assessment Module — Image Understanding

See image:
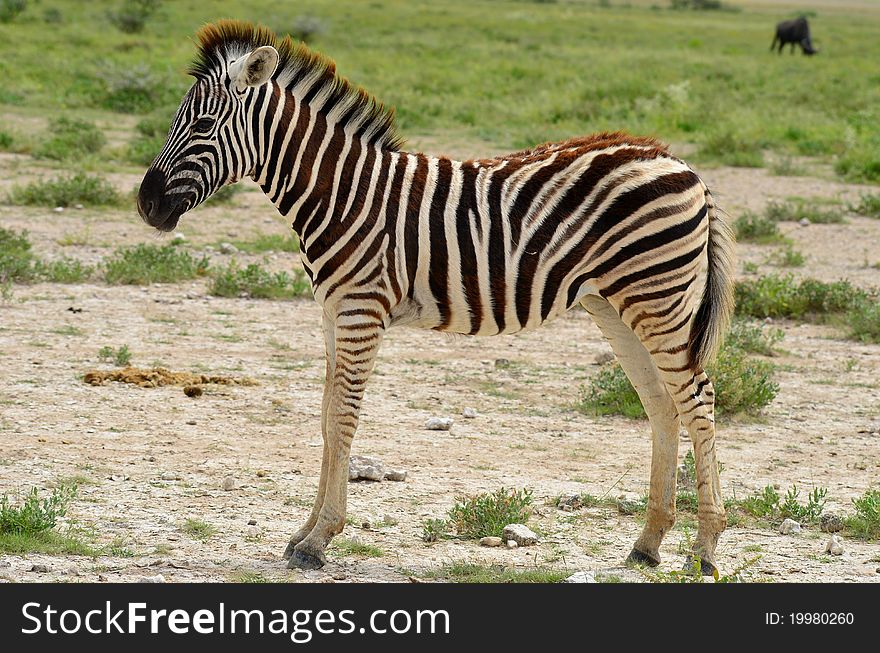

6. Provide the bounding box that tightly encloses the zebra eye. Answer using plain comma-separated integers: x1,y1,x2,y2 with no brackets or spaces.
192,117,215,135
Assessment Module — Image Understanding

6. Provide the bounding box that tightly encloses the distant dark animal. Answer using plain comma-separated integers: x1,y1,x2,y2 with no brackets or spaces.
771,16,818,55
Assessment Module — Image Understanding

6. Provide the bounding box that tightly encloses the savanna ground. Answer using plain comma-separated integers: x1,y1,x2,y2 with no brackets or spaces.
1,0,878,583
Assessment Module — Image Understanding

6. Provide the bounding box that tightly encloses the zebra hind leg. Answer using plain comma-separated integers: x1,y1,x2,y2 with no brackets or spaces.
581,296,681,567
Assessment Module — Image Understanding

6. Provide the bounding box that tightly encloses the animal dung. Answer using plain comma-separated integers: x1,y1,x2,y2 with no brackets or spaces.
82,367,257,389
183,385,203,398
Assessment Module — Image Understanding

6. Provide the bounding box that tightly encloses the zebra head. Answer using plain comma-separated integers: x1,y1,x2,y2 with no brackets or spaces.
137,45,279,231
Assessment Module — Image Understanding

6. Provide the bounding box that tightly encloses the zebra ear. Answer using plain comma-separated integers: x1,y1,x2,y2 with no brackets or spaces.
228,46,279,91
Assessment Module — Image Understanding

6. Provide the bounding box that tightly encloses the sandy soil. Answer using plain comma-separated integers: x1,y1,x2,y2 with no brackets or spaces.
1,146,879,584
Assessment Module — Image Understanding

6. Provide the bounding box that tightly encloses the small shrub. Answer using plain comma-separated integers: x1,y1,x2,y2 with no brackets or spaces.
734,211,783,244
0,484,76,536
767,245,805,268
848,301,880,344
35,257,94,283
765,199,845,225
850,193,880,219
845,489,880,540
330,538,383,558
739,485,781,518
289,15,326,43
107,0,161,34
0,227,38,284
576,362,645,419
446,487,533,539
735,275,867,320
725,320,783,356
422,562,569,584
35,117,106,161
698,130,763,167
103,243,210,285
0,0,26,23
835,142,880,183
229,233,300,254
96,62,164,113
8,173,123,207
780,486,827,524
98,344,132,367
42,7,62,23
209,262,311,300
421,518,449,543
0,129,13,150
127,108,174,165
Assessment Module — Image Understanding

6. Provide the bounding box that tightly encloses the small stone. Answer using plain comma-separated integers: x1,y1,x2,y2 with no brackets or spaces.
506,539,518,549
382,514,398,527
462,407,478,419
593,351,615,366
383,469,407,482
171,233,186,243
563,571,597,583
480,536,503,547
819,513,844,533
798,217,810,227
219,242,239,254
0,560,11,569
331,571,346,581
494,358,511,369
53,206,64,213
425,417,453,431
29,564,49,573
557,494,582,511
825,534,844,556
183,385,202,398
160,472,182,481
502,523,538,547
616,498,643,516
247,518,257,526
246,525,260,538
256,470,268,477
138,574,166,583
349,455,385,482
222,476,236,491
74,203,84,210
779,518,802,535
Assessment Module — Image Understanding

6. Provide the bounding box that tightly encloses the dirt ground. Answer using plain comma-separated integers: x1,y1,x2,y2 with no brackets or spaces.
1,144,879,583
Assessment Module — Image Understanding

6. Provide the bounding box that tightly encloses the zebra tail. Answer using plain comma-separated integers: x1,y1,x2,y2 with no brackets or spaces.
687,186,736,371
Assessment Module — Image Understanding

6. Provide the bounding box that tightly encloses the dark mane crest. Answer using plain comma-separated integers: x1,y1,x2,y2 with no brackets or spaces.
191,20,404,151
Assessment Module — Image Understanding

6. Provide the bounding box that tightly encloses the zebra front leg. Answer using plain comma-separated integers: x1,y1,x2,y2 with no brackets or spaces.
288,313,384,570
284,314,335,559
581,296,681,566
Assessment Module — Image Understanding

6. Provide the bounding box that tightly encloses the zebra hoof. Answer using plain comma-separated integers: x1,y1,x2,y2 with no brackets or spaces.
288,547,326,570
626,548,661,567
282,541,296,560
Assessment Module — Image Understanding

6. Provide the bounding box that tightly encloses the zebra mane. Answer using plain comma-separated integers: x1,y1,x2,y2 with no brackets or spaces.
190,20,404,151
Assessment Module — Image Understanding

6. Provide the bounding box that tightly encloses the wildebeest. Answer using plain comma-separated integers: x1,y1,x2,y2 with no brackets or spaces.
771,16,818,55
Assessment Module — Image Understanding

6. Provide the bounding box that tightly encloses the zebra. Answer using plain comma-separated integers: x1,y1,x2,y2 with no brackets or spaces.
137,20,736,573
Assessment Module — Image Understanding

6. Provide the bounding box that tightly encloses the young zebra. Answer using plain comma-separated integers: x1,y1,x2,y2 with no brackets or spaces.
138,21,736,573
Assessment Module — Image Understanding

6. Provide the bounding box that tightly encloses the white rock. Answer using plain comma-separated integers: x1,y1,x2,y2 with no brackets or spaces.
506,539,518,549
222,475,236,491
425,417,453,431
479,536,503,547
462,407,478,419
246,525,261,538
798,217,810,227
563,571,597,583
171,233,186,243
779,518,801,535
138,574,166,583
383,469,407,482
74,203,84,210
219,242,239,254
825,534,844,556
502,523,539,546
53,206,64,213
349,455,385,481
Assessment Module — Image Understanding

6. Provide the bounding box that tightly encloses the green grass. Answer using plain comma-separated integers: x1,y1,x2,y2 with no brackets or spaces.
98,344,132,367
103,242,210,284
226,233,301,254
765,199,845,225
330,537,384,558
181,518,217,541
446,487,533,539
734,211,784,244
35,116,106,161
725,320,783,357
848,301,880,344
0,484,76,536
209,262,311,300
639,556,761,583
0,1,879,181
8,173,124,208
230,571,272,583
731,484,828,525
418,562,569,584
35,257,94,283
844,489,880,541
1,227,93,286
127,108,175,165
576,322,780,419
766,244,805,268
